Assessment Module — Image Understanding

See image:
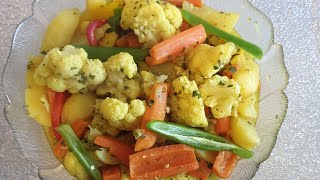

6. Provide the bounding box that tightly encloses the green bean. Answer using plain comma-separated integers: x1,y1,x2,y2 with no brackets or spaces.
147,120,253,158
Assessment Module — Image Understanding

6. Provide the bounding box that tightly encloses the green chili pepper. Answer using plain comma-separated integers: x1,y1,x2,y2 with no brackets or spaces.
146,120,253,159
74,45,149,63
180,9,263,59
57,124,102,180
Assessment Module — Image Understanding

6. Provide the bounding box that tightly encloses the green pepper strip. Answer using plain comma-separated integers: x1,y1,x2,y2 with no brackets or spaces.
180,9,263,59
146,120,253,159
57,124,102,180
74,45,150,63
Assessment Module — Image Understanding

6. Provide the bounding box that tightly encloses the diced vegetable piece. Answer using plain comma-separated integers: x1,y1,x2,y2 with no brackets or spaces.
215,117,231,135
134,83,170,151
86,19,107,46
182,2,239,33
95,148,120,165
101,166,121,180
213,151,239,179
82,0,122,21
53,119,89,160
180,9,263,59
230,117,260,150
180,21,192,31
166,0,202,7
64,151,90,180
194,149,217,164
61,93,96,124
94,135,135,166
147,24,206,65
73,45,149,63
147,120,253,158
48,89,68,140
57,124,102,180
187,160,211,180
129,144,199,179
116,33,143,48
41,8,80,52
25,85,51,127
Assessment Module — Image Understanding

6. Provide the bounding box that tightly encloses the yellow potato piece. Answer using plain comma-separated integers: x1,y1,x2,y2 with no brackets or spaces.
81,0,123,22
61,93,96,124
64,152,89,180
231,116,260,150
41,8,80,52
25,85,51,127
182,1,240,33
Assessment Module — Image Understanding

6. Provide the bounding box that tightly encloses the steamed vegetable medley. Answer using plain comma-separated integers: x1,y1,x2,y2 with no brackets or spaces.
25,0,263,179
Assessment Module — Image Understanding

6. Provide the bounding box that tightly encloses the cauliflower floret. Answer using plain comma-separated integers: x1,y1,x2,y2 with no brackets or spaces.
98,97,146,131
34,45,106,93
169,76,207,127
187,43,237,84
199,75,241,119
101,52,141,101
121,0,182,47
140,71,168,96
231,50,260,97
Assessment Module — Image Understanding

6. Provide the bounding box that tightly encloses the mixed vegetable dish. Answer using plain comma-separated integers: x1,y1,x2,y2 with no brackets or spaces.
25,0,262,179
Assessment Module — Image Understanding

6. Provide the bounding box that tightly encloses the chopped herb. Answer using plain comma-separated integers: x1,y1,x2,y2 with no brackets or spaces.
124,86,129,90
89,74,96,80
133,129,146,139
192,90,201,98
105,28,114,33
27,62,34,70
229,66,237,73
40,51,47,55
213,65,219,70
276,115,279,119
148,99,155,107
70,67,77,70
228,84,233,87
120,68,124,72
248,121,253,125
218,81,225,86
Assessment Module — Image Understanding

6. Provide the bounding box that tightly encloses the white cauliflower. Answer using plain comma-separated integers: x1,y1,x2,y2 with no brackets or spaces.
99,52,141,102
169,76,207,127
33,45,106,93
121,0,183,47
97,97,146,131
140,71,168,96
199,75,241,119
187,43,237,84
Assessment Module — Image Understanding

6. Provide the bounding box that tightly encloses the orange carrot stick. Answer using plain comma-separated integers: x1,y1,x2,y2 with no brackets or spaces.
213,151,240,179
101,165,121,180
94,135,135,166
215,117,231,136
187,160,212,180
147,24,206,65
134,83,170,152
130,144,199,180
53,119,89,160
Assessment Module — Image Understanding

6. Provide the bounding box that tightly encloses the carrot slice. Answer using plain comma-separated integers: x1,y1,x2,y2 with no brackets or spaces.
134,83,170,152
165,0,202,7
180,20,192,32
101,165,121,180
116,33,142,48
147,24,206,65
94,135,135,166
215,117,231,135
130,144,199,180
213,151,240,179
187,160,211,180
53,119,89,160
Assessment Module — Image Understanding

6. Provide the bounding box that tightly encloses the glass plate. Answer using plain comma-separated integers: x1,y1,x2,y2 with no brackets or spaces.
2,0,289,179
